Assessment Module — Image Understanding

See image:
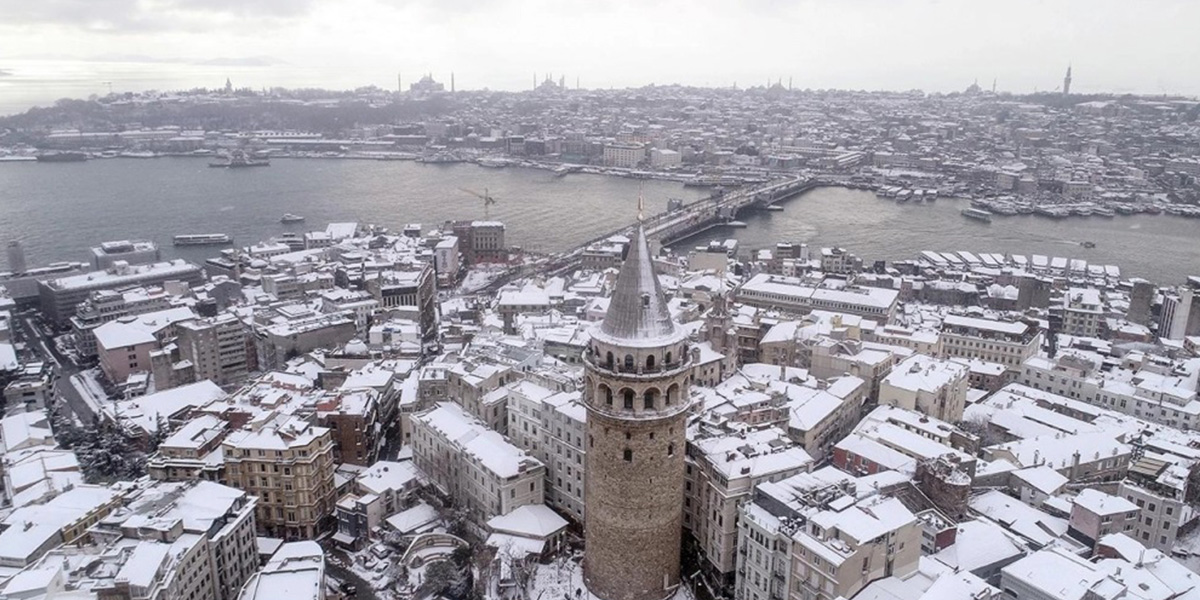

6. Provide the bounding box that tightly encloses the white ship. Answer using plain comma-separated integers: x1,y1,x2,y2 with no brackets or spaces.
173,233,233,246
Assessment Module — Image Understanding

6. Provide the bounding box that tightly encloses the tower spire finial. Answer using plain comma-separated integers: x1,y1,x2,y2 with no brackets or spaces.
637,185,645,222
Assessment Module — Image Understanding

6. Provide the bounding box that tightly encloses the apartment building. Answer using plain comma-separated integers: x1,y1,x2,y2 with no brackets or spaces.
177,313,252,387
735,469,922,600
878,354,969,422
222,415,337,539
411,402,545,521
940,315,1040,371
685,428,813,593
38,259,204,327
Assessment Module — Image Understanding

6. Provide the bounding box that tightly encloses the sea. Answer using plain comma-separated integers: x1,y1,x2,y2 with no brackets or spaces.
0,157,1197,285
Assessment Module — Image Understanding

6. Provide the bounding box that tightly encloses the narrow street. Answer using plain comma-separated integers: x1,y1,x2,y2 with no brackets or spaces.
326,550,384,600
15,312,94,422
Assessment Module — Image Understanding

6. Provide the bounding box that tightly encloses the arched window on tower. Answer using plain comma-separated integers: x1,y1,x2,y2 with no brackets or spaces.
623,354,634,371
600,384,613,406
666,384,679,405
623,389,635,410
665,350,673,365
668,443,675,457
605,352,614,369
623,448,633,462
646,354,656,371
644,388,658,409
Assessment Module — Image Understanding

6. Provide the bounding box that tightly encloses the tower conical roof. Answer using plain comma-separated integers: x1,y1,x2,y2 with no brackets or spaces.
597,224,679,345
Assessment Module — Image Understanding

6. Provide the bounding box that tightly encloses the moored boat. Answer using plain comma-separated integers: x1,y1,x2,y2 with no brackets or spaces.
173,233,232,246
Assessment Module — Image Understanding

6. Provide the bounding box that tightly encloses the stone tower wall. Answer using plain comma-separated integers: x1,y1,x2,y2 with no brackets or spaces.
583,351,690,600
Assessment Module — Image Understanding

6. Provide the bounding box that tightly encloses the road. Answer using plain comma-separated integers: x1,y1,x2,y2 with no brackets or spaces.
15,312,96,422
326,552,384,600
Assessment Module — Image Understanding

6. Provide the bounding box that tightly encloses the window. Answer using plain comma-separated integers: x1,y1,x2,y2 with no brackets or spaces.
606,352,614,368
623,449,633,462
647,354,656,370
668,443,675,457
644,389,657,409
623,389,635,409
624,355,634,370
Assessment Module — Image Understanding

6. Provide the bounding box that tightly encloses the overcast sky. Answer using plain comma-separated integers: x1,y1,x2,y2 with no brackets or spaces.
1,0,1198,97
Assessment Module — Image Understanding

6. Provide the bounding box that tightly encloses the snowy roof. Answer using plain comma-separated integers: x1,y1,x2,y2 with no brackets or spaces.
356,460,420,496
1011,466,1069,495
109,380,226,434
93,306,196,350
385,502,439,534
241,541,325,600
487,504,568,539
1001,548,1119,600
931,519,1026,573
1073,489,1139,517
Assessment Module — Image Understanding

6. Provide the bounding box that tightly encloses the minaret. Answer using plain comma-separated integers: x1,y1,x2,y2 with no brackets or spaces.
583,204,692,600
451,72,455,93
1063,64,1072,96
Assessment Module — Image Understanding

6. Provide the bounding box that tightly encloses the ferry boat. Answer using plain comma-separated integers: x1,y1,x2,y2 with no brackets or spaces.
173,233,233,246
765,204,784,211
280,213,305,224
209,149,269,168
36,151,88,163
961,208,993,223
477,157,509,168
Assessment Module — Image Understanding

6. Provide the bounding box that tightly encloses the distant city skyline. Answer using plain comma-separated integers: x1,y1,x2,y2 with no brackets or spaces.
1,0,1198,114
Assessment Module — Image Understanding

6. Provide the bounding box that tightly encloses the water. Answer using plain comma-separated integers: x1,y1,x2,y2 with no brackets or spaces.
0,157,708,267
674,186,1200,284
0,160,1196,284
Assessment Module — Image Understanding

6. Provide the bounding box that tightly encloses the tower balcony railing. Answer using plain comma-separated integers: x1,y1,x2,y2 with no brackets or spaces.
582,354,691,379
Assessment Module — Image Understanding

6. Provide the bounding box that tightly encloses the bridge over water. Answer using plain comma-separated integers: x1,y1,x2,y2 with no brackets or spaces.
465,176,824,294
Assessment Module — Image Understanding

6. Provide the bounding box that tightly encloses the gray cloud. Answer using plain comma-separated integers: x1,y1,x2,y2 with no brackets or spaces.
0,0,316,32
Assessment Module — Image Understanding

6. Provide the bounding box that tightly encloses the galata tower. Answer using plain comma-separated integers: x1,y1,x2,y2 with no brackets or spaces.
583,220,692,600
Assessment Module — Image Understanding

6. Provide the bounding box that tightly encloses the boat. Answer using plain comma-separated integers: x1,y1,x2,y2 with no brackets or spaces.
961,208,993,223
477,157,509,168
119,150,157,159
1081,241,1096,248
173,233,233,246
1093,207,1116,218
209,149,269,168
280,213,305,224
0,155,37,162
765,204,784,211
36,151,88,163
726,220,748,228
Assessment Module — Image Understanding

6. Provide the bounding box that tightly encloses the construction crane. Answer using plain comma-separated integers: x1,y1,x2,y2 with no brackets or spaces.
459,187,498,219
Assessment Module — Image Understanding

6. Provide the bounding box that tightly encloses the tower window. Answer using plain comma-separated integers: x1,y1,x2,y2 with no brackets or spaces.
606,352,614,369
668,443,675,457
623,389,635,409
623,449,633,462
644,389,657,409
624,354,634,371
647,354,656,371
601,384,613,406
641,293,650,307
666,351,673,365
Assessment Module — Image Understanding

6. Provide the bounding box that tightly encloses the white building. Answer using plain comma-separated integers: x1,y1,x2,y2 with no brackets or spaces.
411,402,545,521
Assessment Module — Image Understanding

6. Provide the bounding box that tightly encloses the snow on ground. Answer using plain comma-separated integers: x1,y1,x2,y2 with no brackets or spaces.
459,265,510,293
71,368,109,414
527,557,696,600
